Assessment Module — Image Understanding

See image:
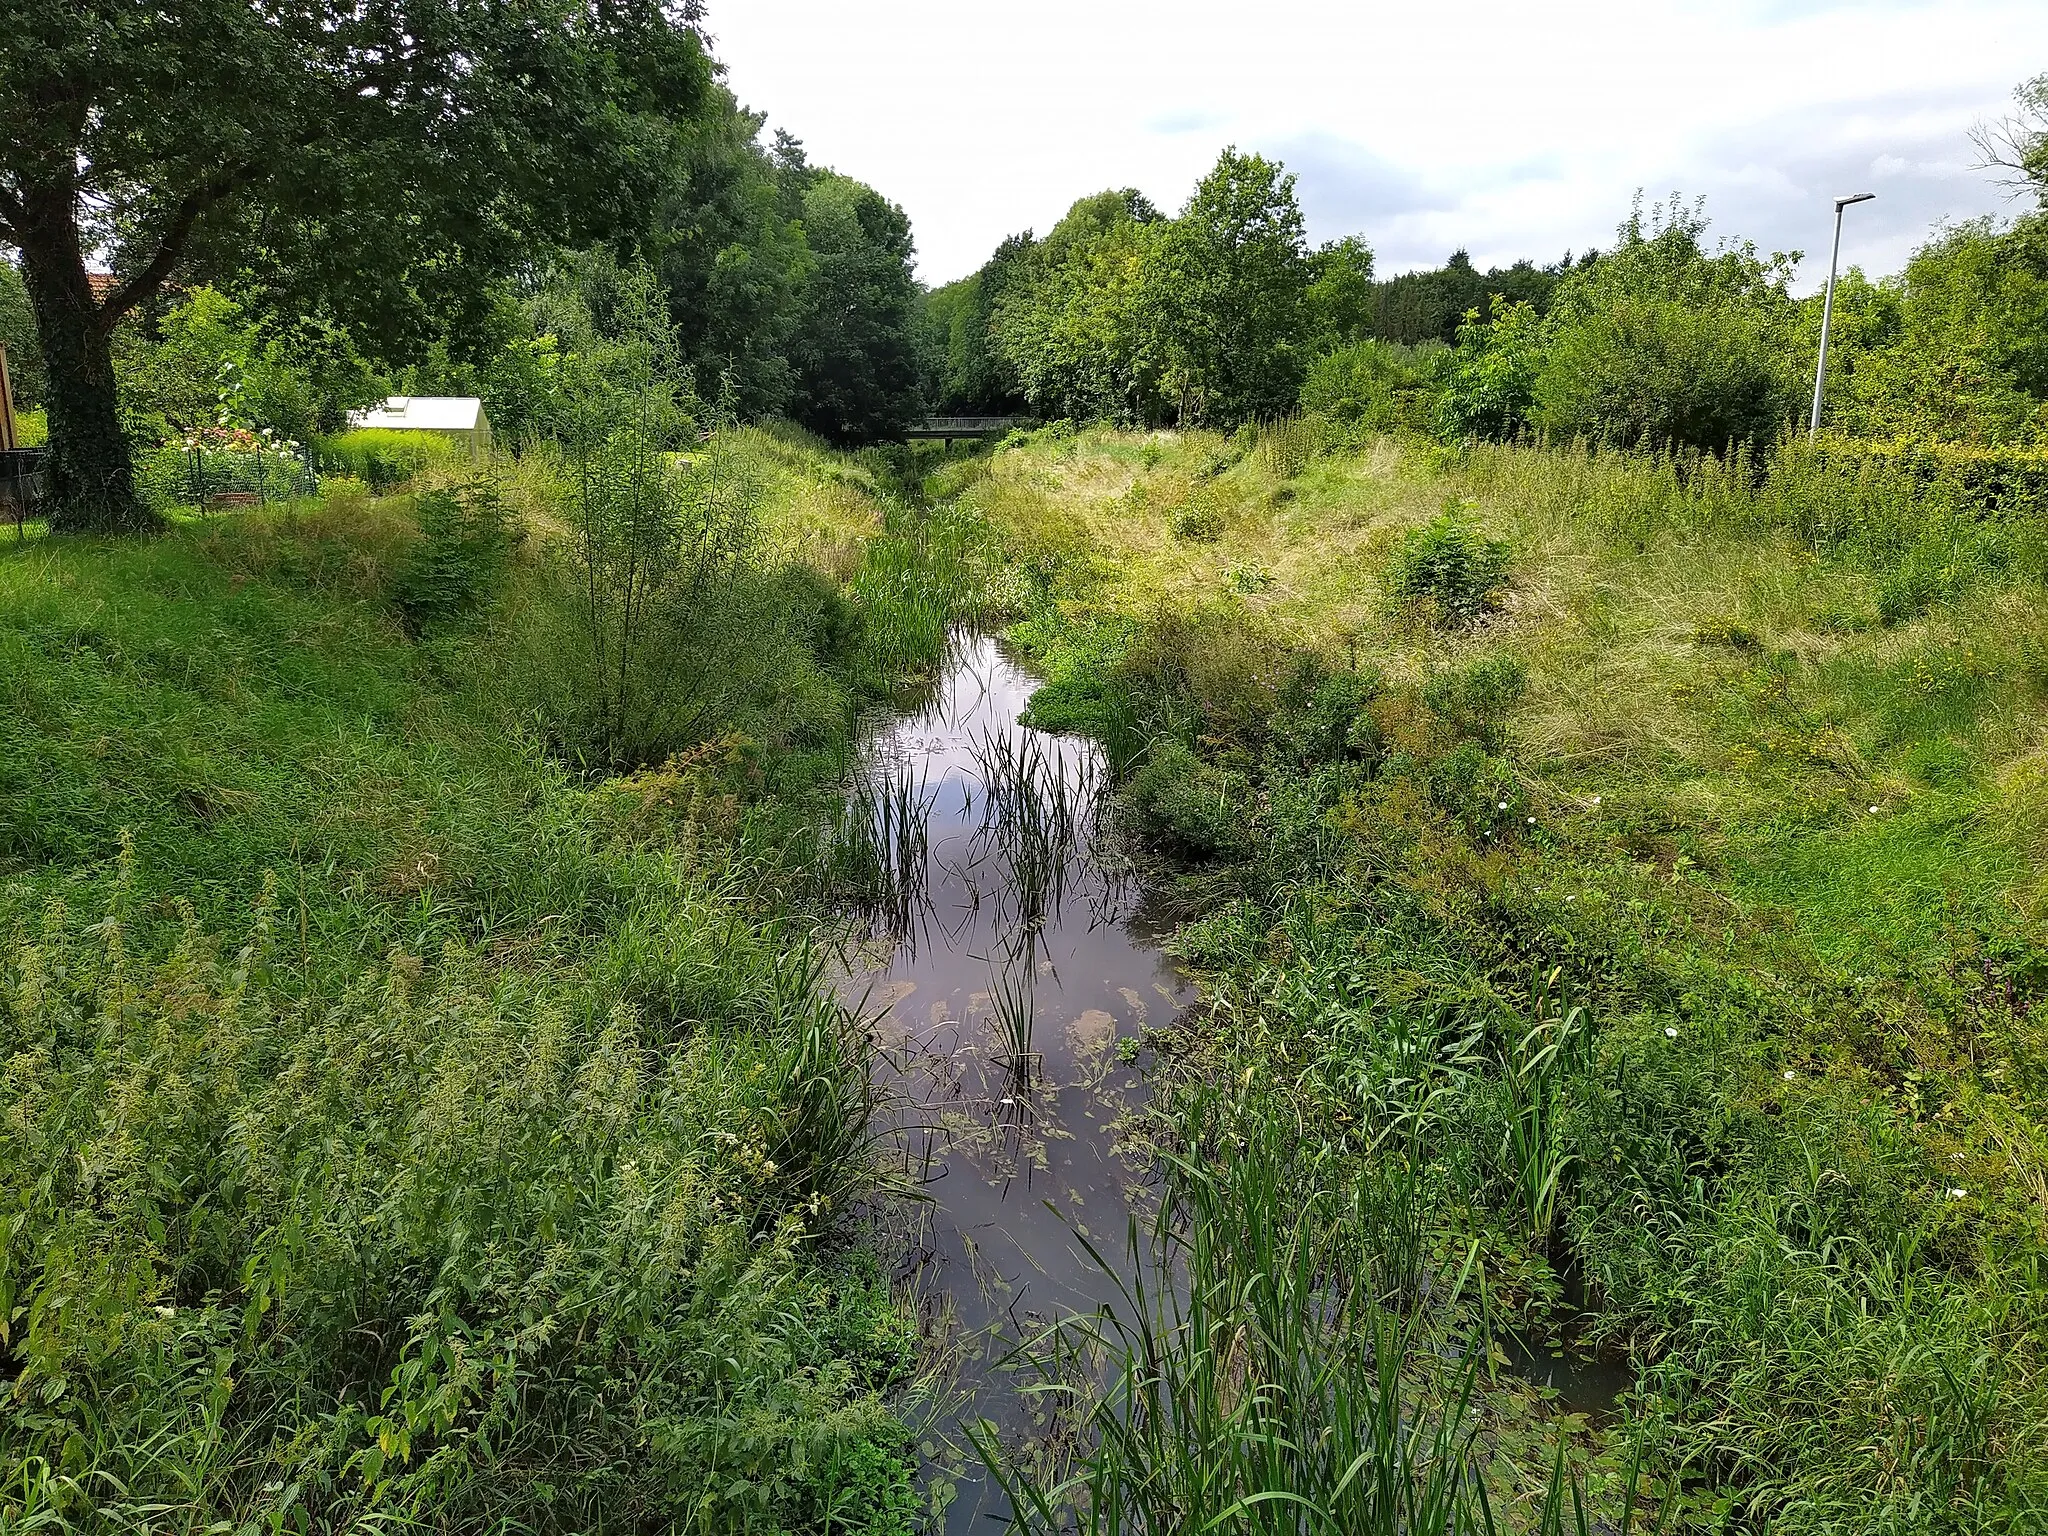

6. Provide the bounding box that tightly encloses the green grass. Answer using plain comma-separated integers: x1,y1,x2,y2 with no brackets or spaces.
969,424,2048,1531
0,433,956,1534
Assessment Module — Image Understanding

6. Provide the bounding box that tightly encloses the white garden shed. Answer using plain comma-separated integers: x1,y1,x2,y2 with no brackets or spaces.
348,396,492,456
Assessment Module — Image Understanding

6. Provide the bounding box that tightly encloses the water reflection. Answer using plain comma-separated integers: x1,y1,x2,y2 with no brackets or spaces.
831,632,1190,1531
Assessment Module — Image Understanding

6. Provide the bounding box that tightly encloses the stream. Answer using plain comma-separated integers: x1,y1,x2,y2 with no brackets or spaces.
832,630,1628,1530
834,632,1189,1532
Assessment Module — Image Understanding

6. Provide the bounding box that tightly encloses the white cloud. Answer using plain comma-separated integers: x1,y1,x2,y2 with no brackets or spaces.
705,0,2047,288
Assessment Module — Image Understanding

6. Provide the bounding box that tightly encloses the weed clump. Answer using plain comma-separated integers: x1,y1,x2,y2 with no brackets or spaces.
1271,660,1383,768
391,476,518,631
1171,494,1225,543
1126,739,1254,860
1423,653,1528,753
1692,616,1763,651
1386,504,1512,624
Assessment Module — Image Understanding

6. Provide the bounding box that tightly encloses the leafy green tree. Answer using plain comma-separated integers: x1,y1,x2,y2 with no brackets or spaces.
1826,217,2048,443
922,233,1033,415
1439,297,1544,441
113,286,379,447
783,173,925,443
1157,149,1313,423
1306,235,1377,349
991,194,1172,424
651,89,816,420
1531,195,1802,450
1362,249,1585,345
0,0,710,532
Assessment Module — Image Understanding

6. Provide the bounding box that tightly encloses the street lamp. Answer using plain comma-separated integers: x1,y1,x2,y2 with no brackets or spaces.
1809,191,1875,439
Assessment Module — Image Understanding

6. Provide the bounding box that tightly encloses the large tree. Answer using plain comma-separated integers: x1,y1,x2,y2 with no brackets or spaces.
782,169,924,444
0,0,710,532
1157,149,1312,424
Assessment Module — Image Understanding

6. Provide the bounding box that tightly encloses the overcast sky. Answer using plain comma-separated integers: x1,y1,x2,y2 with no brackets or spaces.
706,0,2046,291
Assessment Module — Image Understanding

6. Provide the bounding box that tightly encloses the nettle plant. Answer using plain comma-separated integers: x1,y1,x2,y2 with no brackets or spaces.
1386,503,1513,625
0,839,890,1530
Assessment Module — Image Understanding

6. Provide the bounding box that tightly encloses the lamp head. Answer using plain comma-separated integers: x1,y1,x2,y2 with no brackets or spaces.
1835,192,1876,209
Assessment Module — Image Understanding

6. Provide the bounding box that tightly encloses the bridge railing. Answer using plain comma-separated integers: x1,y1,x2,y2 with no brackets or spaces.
904,416,1028,438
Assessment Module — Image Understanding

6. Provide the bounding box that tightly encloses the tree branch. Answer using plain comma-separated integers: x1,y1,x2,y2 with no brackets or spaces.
97,167,255,330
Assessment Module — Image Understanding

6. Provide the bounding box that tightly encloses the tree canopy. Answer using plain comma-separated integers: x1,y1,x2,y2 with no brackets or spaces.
0,0,711,530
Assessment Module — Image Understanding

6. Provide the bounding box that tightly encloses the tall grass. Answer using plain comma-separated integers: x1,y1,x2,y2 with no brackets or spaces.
970,422,2048,1530
0,450,933,1533
0,839,904,1533
973,1105,1652,1534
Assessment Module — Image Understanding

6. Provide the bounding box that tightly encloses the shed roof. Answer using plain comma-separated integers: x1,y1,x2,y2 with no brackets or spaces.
349,396,488,432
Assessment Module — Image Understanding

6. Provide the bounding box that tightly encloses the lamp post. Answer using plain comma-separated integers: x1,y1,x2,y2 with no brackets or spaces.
1809,191,1875,439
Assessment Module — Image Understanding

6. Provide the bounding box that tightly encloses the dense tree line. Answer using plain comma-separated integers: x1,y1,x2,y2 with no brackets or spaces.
923,151,1383,427
10,23,2046,536
924,74,2048,455
1358,248,1589,346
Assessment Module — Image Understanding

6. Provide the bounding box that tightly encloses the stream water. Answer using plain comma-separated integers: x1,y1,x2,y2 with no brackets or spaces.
834,632,1190,1532
832,631,1628,1529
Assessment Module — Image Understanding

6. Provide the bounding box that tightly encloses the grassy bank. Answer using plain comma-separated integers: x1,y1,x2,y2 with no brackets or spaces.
0,428,989,1534
967,424,2048,1530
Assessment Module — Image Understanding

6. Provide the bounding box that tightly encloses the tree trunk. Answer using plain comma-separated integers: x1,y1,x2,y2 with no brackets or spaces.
16,180,159,534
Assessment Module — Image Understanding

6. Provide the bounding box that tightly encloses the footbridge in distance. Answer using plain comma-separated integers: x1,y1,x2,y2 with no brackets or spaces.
902,416,1027,442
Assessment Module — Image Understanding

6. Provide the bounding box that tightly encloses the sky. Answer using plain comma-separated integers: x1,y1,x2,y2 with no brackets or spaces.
705,0,2047,291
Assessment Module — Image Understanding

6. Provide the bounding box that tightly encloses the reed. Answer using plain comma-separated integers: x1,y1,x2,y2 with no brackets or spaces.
974,1105,1529,1534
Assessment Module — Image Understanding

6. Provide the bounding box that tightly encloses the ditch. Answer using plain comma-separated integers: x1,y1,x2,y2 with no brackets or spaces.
831,628,1631,1531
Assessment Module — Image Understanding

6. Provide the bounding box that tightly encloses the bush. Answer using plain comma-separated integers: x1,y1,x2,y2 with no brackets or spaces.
135,429,321,512
1271,660,1384,767
1171,492,1226,543
1422,653,1528,752
1385,506,1513,623
1299,339,1446,433
1126,738,1254,860
319,428,463,492
1532,196,1804,452
1438,297,1543,442
391,477,520,631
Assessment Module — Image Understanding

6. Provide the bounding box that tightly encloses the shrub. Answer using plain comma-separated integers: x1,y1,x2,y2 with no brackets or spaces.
319,428,463,491
1422,653,1528,752
1386,506,1513,624
1438,297,1543,442
1299,339,1446,432
1272,660,1384,767
1532,196,1804,451
1126,738,1254,860
391,476,520,631
1171,493,1226,543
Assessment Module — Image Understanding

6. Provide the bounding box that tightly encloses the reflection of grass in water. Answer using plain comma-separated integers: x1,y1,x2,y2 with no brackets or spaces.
968,724,1122,937
822,757,937,951
972,1099,1658,1534
986,941,1041,1088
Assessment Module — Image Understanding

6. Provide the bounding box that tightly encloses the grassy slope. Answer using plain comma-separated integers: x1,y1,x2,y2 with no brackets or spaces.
979,425,2047,955
0,436,932,1534
971,424,2048,1528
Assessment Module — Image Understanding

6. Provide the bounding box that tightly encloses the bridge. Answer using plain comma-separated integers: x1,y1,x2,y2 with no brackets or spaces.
903,416,1027,441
